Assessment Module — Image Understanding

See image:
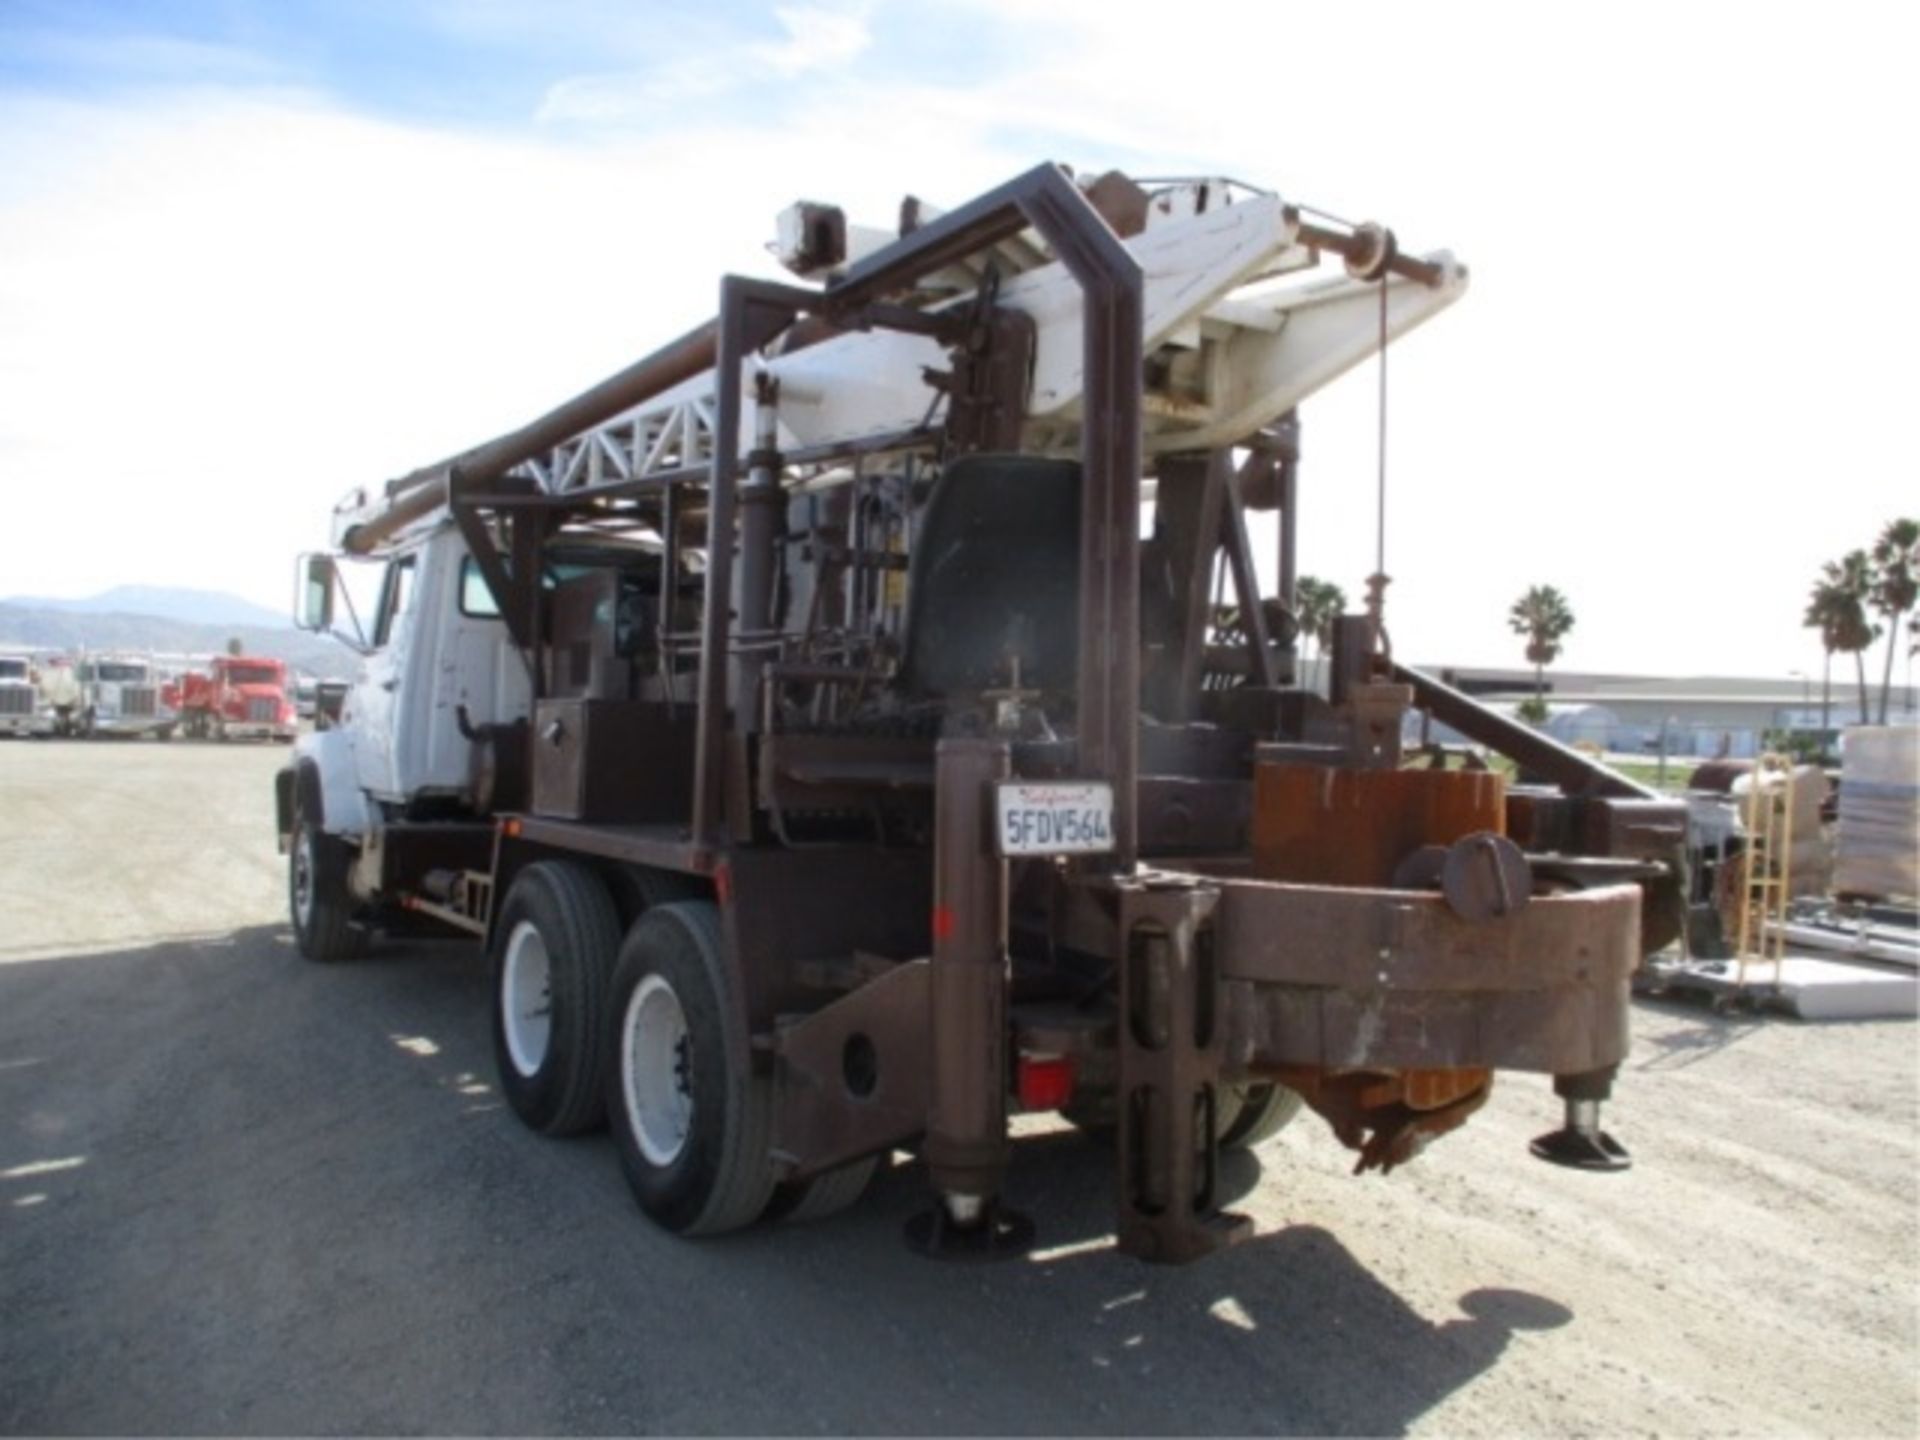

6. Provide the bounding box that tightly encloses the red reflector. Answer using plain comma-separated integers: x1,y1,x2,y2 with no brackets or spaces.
1017,1052,1076,1112
714,862,734,906
930,904,956,942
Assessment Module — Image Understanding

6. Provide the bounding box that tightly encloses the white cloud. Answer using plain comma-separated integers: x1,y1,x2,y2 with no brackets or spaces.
2,0,1915,680
0,80,1026,616
534,1,872,126
754,3,873,76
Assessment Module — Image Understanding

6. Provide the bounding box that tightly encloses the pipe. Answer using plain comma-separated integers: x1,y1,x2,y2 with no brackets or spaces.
1291,218,1448,288
1393,662,1654,800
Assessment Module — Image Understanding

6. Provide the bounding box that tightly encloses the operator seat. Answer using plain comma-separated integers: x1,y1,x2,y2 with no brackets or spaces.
897,454,1081,700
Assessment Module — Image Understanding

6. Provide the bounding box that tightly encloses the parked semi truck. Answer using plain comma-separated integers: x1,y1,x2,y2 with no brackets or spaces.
0,653,53,737
279,165,1684,1262
73,654,174,739
166,655,297,741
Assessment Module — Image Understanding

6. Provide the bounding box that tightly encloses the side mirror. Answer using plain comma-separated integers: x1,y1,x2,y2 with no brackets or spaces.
297,553,336,632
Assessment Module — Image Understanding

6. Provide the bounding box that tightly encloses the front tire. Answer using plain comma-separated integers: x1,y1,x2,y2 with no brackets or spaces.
289,819,365,962
490,861,621,1137
606,901,776,1236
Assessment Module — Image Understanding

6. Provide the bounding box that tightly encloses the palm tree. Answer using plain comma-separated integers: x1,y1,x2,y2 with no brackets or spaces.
1823,550,1880,724
1869,517,1918,724
1803,576,1847,739
1508,584,1575,712
1294,576,1345,690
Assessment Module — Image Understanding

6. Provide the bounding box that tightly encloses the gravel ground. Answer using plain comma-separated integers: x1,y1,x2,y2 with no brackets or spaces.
1,738,1915,1435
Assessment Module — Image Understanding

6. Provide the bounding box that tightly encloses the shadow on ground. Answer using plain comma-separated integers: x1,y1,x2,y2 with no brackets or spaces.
0,926,1571,1435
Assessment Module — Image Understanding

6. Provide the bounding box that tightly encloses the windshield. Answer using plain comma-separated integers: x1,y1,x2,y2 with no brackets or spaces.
94,662,148,683
225,664,280,686
0,659,25,680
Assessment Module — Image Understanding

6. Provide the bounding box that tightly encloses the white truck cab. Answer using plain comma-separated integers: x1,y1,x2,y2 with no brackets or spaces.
0,653,51,738
284,522,530,844
75,654,175,739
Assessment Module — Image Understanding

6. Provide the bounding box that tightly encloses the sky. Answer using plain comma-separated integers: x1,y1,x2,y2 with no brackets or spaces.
0,0,1913,679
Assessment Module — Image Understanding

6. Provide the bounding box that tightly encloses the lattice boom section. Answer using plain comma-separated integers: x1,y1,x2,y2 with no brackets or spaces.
513,395,718,494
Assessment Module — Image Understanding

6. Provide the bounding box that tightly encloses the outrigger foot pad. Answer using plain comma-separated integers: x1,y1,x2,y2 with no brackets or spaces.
1529,1126,1631,1171
904,1202,1035,1262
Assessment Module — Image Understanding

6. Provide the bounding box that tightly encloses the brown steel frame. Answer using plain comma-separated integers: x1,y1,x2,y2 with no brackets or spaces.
331,164,1678,1264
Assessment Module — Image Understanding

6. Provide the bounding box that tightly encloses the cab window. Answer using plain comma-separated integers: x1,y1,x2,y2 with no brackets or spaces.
373,555,418,648
459,557,502,618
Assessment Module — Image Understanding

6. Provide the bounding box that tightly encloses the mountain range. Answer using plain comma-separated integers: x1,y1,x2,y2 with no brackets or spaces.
0,586,359,679
0,585,289,630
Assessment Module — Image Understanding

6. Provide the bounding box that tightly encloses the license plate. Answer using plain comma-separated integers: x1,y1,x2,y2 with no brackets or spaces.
995,781,1114,857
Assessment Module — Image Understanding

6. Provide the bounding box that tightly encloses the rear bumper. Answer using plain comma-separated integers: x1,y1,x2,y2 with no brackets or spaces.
1214,874,1638,1076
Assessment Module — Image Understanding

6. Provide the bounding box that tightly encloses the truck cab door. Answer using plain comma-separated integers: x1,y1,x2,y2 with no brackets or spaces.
348,552,419,800
348,531,528,806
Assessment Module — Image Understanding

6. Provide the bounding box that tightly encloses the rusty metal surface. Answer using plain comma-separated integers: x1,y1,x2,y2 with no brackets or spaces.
724,845,933,1027
1252,763,1505,888
937,304,1036,456
1142,451,1228,721
1290,217,1448,288
1272,1066,1492,1175
1440,832,1532,922
1113,877,1250,1264
1394,662,1653,801
772,959,930,1182
1212,877,1640,1074
692,277,815,845
503,816,717,875
1215,874,1638,993
925,738,1013,1204
1578,796,1689,860
528,700,695,824
1217,452,1277,689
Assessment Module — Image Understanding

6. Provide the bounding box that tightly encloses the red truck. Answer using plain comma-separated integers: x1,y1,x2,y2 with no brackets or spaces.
165,655,297,742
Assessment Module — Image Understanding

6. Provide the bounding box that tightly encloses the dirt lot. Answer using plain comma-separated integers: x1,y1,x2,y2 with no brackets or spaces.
1,738,1915,1435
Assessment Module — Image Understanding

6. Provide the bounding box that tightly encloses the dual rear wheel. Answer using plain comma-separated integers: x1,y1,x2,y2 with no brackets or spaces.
488,863,873,1232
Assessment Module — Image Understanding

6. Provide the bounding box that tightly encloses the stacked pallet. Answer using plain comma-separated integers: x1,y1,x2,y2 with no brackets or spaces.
1835,728,1919,902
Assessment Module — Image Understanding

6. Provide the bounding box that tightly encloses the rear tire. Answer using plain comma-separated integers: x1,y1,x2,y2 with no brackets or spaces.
289,818,366,962
1216,1082,1304,1150
606,901,775,1236
1068,1081,1302,1150
490,861,621,1136
765,1155,882,1224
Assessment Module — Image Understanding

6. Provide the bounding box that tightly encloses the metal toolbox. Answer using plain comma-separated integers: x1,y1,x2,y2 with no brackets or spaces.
529,699,695,823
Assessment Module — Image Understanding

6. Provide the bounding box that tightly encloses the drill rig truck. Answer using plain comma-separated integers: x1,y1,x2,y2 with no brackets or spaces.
279,165,1684,1261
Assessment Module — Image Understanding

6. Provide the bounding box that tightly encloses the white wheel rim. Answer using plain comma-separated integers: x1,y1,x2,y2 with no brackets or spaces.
292,830,315,930
501,920,553,1078
622,973,692,1167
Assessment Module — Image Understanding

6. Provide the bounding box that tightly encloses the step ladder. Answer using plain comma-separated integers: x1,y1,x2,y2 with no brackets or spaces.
1732,753,1795,994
